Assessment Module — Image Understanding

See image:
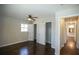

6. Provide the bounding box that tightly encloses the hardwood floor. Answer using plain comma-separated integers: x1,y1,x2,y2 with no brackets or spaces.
60,47,79,55
60,37,79,55
0,41,55,55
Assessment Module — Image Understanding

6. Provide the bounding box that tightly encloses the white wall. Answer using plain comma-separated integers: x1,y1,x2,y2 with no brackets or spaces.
34,17,55,47
0,17,4,46
0,16,28,47
55,8,79,54
54,18,60,55
28,24,34,41
36,23,45,45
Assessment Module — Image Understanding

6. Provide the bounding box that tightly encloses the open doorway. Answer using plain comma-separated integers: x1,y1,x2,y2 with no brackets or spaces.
45,22,51,47
65,18,77,43
34,24,37,43
60,16,78,55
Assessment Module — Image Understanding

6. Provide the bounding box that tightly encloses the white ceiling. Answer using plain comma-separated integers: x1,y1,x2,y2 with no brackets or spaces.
2,4,79,19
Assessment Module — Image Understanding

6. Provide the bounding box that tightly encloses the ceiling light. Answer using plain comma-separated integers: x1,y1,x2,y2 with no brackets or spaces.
69,25,74,28
28,18,32,21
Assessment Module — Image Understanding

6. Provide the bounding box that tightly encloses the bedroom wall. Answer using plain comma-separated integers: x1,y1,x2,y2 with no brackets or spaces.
0,16,28,47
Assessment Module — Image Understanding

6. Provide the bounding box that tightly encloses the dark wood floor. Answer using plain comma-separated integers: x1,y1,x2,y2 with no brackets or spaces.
0,41,55,55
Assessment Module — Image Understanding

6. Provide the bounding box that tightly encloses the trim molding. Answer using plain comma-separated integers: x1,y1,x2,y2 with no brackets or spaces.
0,40,27,48
28,39,34,41
37,41,45,45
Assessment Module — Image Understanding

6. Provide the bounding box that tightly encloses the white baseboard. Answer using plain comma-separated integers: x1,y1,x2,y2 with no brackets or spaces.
28,39,34,41
51,45,55,49
0,40,27,48
37,41,45,45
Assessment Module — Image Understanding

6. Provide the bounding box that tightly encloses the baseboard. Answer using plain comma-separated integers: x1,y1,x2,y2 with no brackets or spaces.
37,41,45,45
28,39,34,41
0,40,27,48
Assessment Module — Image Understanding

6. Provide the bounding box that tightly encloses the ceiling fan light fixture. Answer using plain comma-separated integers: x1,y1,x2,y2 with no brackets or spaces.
28,18,32,21
27,15,37,21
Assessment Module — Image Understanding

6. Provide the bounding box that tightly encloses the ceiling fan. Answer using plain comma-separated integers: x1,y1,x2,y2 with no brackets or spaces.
27,15,38,21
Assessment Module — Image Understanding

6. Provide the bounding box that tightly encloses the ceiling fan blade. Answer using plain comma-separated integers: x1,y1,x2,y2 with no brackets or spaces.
27,15,37,21
32,18,36,21
33,17,38,18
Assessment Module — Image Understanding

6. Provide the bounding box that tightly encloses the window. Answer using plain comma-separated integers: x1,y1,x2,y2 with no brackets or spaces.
21,24,28,32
